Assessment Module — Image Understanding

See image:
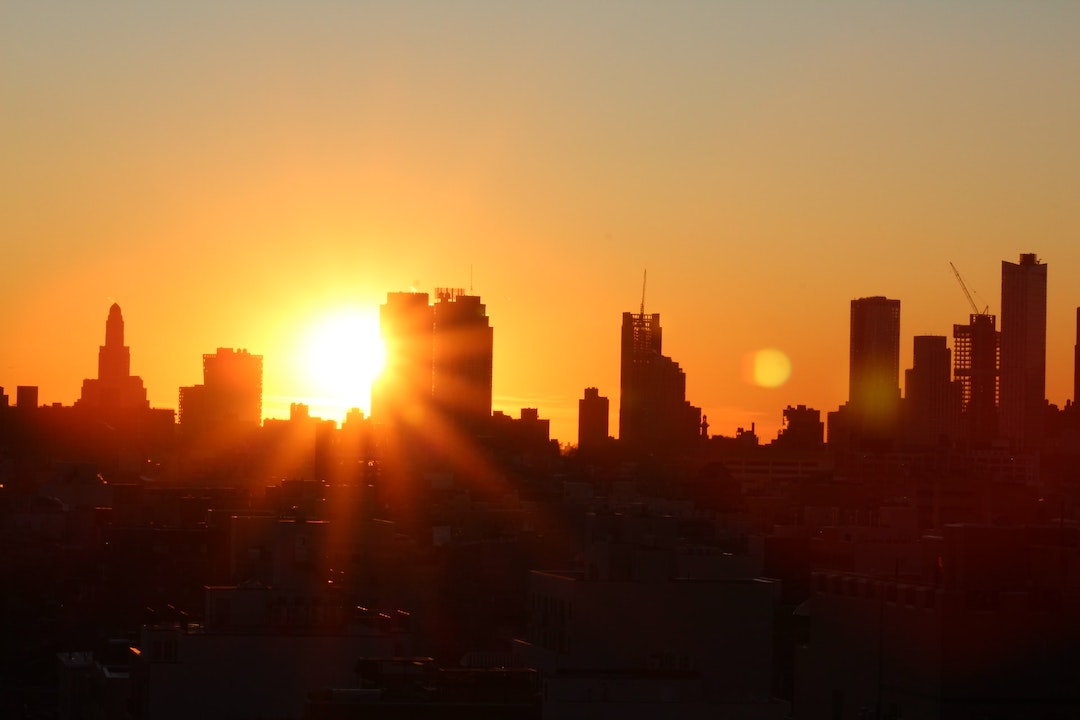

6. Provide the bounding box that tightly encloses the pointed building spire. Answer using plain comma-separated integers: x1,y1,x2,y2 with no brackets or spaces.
106,303,124,347
99,303,131,382
79,303,148,414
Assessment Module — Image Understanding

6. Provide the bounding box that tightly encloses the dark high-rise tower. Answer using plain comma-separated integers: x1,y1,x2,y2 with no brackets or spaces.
619,310,700,454
373,288,494,434
432,289,493,428
848,296,901,441
1000,253,1047,451
953,313,999,445
1074,307,1079,405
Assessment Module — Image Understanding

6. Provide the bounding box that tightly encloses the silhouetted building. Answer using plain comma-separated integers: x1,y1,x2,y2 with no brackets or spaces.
619,310,701,455
69,304,173,469
57,642,134,720
177,348,263,473
371,292,434,428
180,348,263,433
132,595,413,720
848,296,901,443
903,335,960,447
1000,253,1047,451
773,404,824,450
77,303,150,416
16,385,39,411
305,659,539,720
489,408,553,459
797,524,1080,720
577,387,609,449
514,513,786,717
953,313,999,445
432,289,493,429
1074,307,1079,405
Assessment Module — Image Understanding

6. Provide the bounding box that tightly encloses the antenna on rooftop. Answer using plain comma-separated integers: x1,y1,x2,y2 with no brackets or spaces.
640,270,647,316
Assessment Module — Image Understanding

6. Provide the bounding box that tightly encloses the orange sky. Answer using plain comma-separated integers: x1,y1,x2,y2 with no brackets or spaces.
3,2,1080,444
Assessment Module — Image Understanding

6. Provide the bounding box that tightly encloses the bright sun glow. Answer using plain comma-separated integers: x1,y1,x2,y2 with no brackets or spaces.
297,307,385,418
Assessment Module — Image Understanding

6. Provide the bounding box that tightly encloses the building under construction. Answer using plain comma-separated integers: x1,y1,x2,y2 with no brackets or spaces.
618,308,701,455
952,313,999,446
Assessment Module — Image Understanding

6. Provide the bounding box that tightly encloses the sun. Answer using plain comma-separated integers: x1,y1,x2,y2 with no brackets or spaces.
297,307,385,418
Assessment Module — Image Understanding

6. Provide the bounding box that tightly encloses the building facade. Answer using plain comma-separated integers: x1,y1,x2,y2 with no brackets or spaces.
952,313,999,445
178,348,263,470
179,348,263,433
372,289,496,437
848,297,901,443
432,289,493,429
999,253,1047,451
903,335,959,447
371,292,435,428
578,387,610,449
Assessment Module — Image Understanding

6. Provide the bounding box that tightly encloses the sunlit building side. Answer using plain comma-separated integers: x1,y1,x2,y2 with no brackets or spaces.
371,292,435,428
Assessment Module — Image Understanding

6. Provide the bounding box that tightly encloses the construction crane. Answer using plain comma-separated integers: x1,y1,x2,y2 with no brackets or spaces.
949,261,989,315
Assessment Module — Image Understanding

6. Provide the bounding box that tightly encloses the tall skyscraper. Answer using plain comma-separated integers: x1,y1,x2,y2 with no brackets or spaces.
371,292,435,427
999,253,1047,451
1074,307,1079,405
619,310,701,454
179,348,263,438
848,296,901,442
77,303,150,415
904,335,960,447
432,289,493,428
952,313,999,445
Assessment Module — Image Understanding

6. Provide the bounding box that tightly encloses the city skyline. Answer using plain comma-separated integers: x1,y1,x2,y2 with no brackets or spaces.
4,3,1080,443
3,267,1077,448
7,5,1080,718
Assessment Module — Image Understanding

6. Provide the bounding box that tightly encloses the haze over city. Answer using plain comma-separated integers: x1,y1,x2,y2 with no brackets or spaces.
4,2,1080,443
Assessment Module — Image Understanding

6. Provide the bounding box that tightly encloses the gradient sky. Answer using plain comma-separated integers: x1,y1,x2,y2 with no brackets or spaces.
3,1,1080,444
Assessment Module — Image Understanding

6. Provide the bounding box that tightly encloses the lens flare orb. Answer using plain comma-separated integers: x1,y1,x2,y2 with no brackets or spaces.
745,348,792,388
